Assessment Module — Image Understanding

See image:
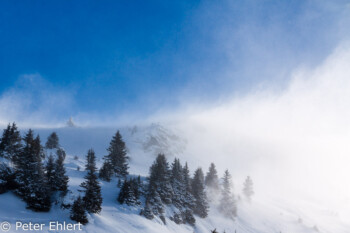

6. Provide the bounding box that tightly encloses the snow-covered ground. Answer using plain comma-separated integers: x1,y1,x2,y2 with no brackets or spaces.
0,124,349,233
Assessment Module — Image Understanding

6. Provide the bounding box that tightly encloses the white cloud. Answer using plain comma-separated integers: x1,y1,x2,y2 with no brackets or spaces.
153,42,350,210
0,74,75,127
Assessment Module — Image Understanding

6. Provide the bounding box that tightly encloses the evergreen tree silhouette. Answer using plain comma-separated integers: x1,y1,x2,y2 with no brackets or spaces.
80,149,102,214
15,130,51,211
219,170,237,219
70,196,88,224
191,168,209,218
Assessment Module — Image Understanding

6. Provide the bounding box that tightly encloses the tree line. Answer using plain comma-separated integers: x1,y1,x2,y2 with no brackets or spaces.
0,123,69,211
0,123,254,227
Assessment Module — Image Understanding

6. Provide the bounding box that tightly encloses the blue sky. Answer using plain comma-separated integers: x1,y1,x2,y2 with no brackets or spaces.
0,0,349,125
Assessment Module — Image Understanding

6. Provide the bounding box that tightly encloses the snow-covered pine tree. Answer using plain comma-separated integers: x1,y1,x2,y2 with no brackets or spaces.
70,196,88,225
191,168,209,218
0,122,22,160
182,163,193,201
205,163,220,190
182,162,196,225
242,176,254,202
45,132,60,149
54,148,69,194
99,159,113,182
46,148,68,196
148,189,163,216
143,154,173,220
0,163,12,194
169,158,186,224
117,178,140,206
0,123,22,192
0,124,11,157
140,201,154,220
117,178,122,188
15,130,51,211
170,158,185,208
46,154,56,191
219,170,237,219
183,209,196,226
34,135,45,159
117,179,128,204
107,131,129,177
14,130,33,197
80,149,102,214
136,175,144,195
148,154,173,205
130,178,141,203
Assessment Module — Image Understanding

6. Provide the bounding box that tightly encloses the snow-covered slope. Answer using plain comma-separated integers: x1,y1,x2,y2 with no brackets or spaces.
34,123,186,175
1,124,349,233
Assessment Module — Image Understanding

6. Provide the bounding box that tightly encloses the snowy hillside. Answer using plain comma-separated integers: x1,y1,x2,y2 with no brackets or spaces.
0,123,349,233
34,123,186,175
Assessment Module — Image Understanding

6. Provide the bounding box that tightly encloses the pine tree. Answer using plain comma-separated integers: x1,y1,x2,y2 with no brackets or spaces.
117,178,140,206
130,178,141,203
170,158,185,208
106,131,129,177
143,154,173,219
85,149,96,172
54,149,69,194
219,170,237,219
70,196,88,225
183,163,193,197
14,130,33,197
171,211,183,224
191,168,209,218
205,163,219,190
45,132,60,149
169,158,186,224
80,149,102,214
46,154,56,191
140,201,154,220
243,176,254,202
182,209,196,226
117,179,129,204
0,123,22,160
182,162,196,225
148,189,163,216
0,162,12,194
148,154,173,205
15,130,51,211
34,135,45,159
0,123,22,192
99,160,113,182
137,175,144,195
46,149,68,195
117,178,122,188
0,124,11,158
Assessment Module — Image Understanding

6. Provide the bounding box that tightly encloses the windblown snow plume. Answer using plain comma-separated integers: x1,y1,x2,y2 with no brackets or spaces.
158,42,350,213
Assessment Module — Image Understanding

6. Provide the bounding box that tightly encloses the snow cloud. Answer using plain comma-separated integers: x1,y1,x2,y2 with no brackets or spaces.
143,0,350,210
156,42,350,212
0,74,75,127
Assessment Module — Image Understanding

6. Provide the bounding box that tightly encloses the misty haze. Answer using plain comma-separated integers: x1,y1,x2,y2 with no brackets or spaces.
1,1,350,233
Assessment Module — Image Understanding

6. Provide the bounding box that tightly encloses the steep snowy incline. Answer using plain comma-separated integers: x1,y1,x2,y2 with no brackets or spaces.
0,124,349,233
